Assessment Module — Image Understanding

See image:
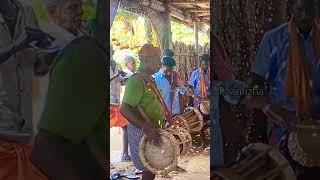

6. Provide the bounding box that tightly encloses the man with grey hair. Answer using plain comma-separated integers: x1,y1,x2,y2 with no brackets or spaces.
31,1,107,179
110,48,132,162
43,0,83,47
123,55,137,78
32,0,84,138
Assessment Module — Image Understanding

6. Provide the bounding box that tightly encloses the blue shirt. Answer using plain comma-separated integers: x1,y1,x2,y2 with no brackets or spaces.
189,69,210,107
153,70,186,116
211,80,247,169
252,23,320,116
252,23,320,145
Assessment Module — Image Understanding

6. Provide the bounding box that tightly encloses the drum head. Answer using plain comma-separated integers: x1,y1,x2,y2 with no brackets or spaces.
288,121,320,167
200,100,210,115
139,130,180,175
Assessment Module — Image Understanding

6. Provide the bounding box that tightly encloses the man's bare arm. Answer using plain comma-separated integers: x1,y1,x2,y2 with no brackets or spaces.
120,103,152,129
120,103,162,145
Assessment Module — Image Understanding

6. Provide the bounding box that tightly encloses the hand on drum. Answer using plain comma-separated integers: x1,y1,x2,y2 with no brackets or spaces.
242,96,289,128
143,124,163,146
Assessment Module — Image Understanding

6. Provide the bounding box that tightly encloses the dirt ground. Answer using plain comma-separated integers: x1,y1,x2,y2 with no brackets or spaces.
110,127,210,180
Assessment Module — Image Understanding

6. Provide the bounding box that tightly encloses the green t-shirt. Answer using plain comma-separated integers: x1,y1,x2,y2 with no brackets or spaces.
39,37,107,148
122,73,165,128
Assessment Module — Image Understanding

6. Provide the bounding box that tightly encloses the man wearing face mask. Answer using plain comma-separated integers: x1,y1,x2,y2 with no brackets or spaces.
244,0,320,179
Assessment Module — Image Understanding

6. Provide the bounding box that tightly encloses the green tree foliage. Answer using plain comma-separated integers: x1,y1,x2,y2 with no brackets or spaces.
171,21,209,46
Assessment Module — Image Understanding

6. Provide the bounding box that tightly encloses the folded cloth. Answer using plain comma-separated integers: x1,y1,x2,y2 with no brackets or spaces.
110,105,128,128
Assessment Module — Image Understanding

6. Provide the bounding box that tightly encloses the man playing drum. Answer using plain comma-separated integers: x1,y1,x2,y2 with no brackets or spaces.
153,55,187,118
120,44,166,180
189,54,210,108
189,54,210,150
244,0,320,179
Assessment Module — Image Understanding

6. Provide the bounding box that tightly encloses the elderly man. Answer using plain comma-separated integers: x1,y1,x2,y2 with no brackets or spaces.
44,0,83,46
31,38,107,180
120,44,166,180
32,0,84,136
0,0,51,179
246,0,320,179
123,55,137,77
110,48,131,161
31,0,107,179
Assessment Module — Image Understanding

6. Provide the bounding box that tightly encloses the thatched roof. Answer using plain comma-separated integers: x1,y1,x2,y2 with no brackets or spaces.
120,0,210,30
168,0,210,25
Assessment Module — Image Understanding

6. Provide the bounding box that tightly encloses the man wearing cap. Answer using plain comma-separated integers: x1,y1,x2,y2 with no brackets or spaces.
188,54,210,150
110,47,131,161
153,56,186,118
120,43,166,180
189,54,210,108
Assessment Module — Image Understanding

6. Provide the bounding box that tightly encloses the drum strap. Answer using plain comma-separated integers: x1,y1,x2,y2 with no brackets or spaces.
135,73,173,123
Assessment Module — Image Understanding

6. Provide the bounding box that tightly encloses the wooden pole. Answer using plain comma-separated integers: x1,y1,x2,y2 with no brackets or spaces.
186,9,210,13
170,0,209,5
194,21,199,67
194,21,199,50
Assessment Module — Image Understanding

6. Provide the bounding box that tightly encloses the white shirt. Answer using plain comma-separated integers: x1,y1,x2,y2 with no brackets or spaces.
110,60,123,105
0,0,39,143
45,21,81,50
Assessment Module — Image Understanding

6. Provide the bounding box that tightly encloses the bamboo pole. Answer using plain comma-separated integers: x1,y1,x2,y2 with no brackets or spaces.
170,0,209,5
194,21,199,51
186,9,210,13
